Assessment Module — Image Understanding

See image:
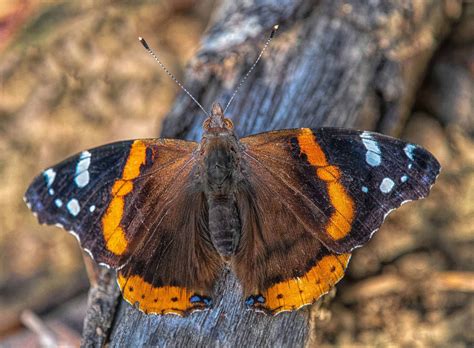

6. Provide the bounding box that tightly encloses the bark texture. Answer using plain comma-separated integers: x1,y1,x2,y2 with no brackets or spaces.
80,0,463,346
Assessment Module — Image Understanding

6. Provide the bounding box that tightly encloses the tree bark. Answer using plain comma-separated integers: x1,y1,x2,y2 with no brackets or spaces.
81,0,462,346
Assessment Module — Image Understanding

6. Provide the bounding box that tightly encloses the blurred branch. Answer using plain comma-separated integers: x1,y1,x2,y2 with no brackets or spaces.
81,265,120,348
20,310,57,347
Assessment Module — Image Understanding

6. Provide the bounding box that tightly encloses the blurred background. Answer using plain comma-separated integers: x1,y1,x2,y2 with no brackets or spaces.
0,0,472,346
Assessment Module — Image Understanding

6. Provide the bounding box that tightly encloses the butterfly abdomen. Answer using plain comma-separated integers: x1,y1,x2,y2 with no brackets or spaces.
208,195,241,256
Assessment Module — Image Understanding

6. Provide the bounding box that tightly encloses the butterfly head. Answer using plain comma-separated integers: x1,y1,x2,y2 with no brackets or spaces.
203,103,234,134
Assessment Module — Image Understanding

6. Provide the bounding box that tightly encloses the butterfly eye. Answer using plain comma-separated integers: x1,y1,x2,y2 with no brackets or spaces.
224,119,234,130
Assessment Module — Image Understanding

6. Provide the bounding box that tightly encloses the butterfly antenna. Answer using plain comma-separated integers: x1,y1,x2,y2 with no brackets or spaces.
223,24,279,114
138,37,210,117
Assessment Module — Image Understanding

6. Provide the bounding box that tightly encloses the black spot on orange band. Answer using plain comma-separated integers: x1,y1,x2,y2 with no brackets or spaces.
248,253,351,314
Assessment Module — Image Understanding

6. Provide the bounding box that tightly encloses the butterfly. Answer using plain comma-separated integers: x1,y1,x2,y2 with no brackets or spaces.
24,101,440,316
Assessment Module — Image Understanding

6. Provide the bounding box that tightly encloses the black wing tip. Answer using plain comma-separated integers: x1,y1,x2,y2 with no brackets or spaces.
24,186,43,220
412,145,442,185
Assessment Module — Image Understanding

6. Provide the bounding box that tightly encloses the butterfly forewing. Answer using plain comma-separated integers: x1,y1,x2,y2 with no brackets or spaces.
240,128,440,254
25,140,137,267
309,128,440,250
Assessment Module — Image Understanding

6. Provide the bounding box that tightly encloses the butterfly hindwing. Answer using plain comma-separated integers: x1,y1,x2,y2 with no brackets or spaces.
25,138,224,315
116,181,222,315
233,174,351,314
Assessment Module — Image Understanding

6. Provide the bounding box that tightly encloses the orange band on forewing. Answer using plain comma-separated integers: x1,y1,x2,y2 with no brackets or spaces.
260,253,351,313
326,182,354,239
102,140,147,255
111,180,133,196
316,165,340,181
297,129,355,240
298,128,328,167
102,197,127,255
117,273,206,315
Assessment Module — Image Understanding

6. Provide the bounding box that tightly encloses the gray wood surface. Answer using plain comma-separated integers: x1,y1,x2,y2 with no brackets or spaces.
80,0,458,346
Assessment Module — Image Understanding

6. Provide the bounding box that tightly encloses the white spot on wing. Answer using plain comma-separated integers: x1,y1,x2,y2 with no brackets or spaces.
362,186,368,193
360,132,381,167
75,151,91,188
54,198,63,207
48,188,55,195
404,144,416,161
401,175,408,183
380,177,395,193
89,205,96,212
66,198,81,216
43,168,56,187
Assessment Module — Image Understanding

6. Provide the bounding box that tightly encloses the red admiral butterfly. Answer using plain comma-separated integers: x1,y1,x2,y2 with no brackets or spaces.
24,28,440,316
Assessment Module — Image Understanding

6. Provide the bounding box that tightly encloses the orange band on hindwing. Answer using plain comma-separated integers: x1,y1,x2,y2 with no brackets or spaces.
297,129,355,240
249,253,351,314
117,272,211,315
102,140,148,255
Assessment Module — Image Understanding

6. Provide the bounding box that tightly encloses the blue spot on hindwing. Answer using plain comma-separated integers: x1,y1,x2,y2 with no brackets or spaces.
189,294,212,307
401,175,408,183
189,295,201,303
54,198,63,208
245,295,265,306
362,186,369,193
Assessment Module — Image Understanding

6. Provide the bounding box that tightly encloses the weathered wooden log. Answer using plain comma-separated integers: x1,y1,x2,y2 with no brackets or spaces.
81,0,462,346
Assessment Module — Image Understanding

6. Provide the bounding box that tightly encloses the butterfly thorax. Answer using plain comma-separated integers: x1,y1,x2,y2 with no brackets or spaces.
200,103,242,257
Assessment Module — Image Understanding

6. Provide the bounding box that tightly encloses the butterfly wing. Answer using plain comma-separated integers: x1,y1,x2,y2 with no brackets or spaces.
236,128,440,313
25,139,223,315
233,176,351,314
